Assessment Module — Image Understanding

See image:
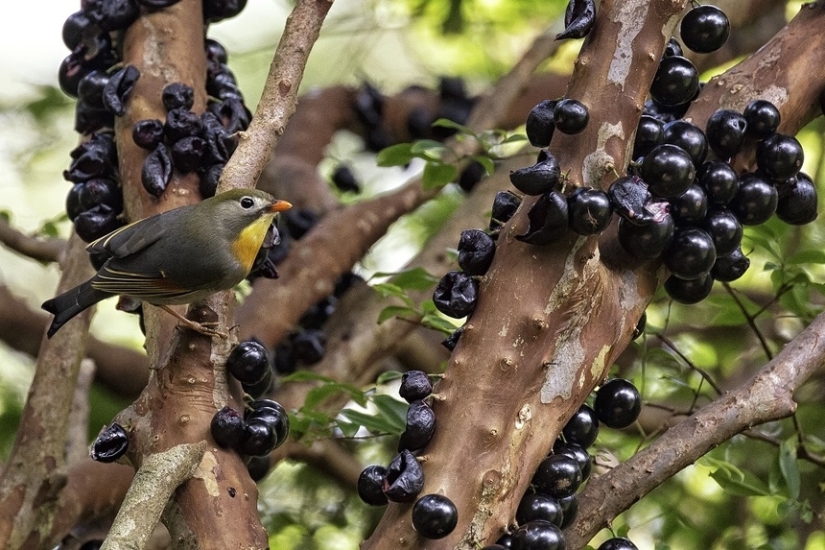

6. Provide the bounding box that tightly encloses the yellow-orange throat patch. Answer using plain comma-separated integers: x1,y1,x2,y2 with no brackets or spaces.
231,214,275,273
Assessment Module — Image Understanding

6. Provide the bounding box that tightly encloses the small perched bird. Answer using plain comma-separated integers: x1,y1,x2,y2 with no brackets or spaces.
42,189,292,338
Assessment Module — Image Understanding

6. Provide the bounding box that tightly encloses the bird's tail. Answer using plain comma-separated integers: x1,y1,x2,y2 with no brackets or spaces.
42,280,109,338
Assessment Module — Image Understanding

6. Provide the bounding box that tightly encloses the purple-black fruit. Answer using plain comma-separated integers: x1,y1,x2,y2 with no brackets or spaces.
63,11,96,51
433,271,478,318
608,176,652,225
241,366,273,399
680,5,730,53
698,160,739,206
358,465,388,506
245,400,289,449
509,153,561,196
617,211,674,260
702,209,742,257
78,70,110,108
513,520,565,550
669,184,707,225
632,115,664,159
162,82,195,111
199,164,224,199
553,98,589,134
558,493,578,528
557,442,592,481
383,450,425,502
776,173,818,225
210,406,244,448
663,38,683,58
598,537,640,550
84,0,139,31
711,247,749,282
102,65,140,116
247,455,271,482
91,423,129,462
705,109,747,158
650,56,699,107
562,404,599,449
756,133,804,181
526,100,556,147
663,227,716,280
632,312,647,340
141,144,173,197
171,136,206,173
557,0,596,40
332,164,361,193
164,108,203,142
516,190,569,245
532,454,582,498
74,204,124,243
400,370,433,402
204,0,248,23
516,493,563,527
209,97,251,133
291,328,326,365
458,229,496,275
132,119,165,150
490,191,522,233
398,400,436,452
665,272,714,303
412,494,458,539
227,340,270,385
236,418,277,457
594,378,641,429
744,99,780,139
729,173,778,225
442,326,463,352
567,187,612,235
663,120,708,167
641,144,695,198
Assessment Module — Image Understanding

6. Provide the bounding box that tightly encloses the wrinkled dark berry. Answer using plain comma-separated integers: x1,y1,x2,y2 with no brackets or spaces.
567,187,612,235
91,423,129,462
457,160,487,193
729,173,778,225
358,465,388,506
64,138,117,182
705,109,747,158
532,454,582,498
650,56,699,107
598,537,640,550
517,493,563,527
165,108,203,142
141,144,173,197
698,160,739,206
207,68,242,101
669,184,707,225
509,153,561,196
664,227,716,280
641,144,695,198
776,173,818,225
756,133,804,181
458,229,496,275
103,65,140,116
665,272,714,303
247,455,271,481
291,329,326,365
137,0,183,8
383,450,425,502
663,120,707,167
553,98,589,134
130,119,165,150
204,0,248,23
711,247,749,282
332,164,360,193
235,419,277,457
442,327,463,352
617,210,674,260
209,97,251,133
400,370,433,402
557,0,595,40
74,102,114,135
608,176,653,225
513,520,565,550
702,209,742,257
171,136,206,173
201,111,238,164
84,0,139,31
632,115,664,159
595,378,641,428
489,191,522,233
162,82,195,111
744,99,780,139
412,494,458,539
210,406,244,448
398,400,436,452
74,204,124,243
562,404,599,449
526,100,556,147
680,5,730,54
227,340,270,385
199,164,223,198
517,190,569,245
433,271,478,319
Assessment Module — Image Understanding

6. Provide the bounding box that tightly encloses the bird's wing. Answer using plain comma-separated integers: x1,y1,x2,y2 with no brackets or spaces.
86,209,176,258
90,263,198,303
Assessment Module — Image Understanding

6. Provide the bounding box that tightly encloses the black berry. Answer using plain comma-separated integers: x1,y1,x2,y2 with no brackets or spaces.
680,5,730,54
458,229,496,275
532,454,582,498
705,109,747,158
553,99,589,134
641,144,696,198
412,494,458,539
665,272,714,303
433,271,479,319
210,406,244,448
594,378,641,429
744,99,780,139
400,370,433,402
526,100,556,147
650,56,699,107
663,227,716,280
91,423,129,462
567,187,613,235
729,173,778,225
358,465,388,506
516,493,563,527
562,404,599,449
227,340,270,385
776,173,818,225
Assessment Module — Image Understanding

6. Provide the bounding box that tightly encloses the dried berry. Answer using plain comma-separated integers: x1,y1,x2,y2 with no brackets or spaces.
199,164,223,198
516,190,569,245
103,65,140,116
412,494,458,539
64,137,117,182
608,176,652,225
210,406,244,448
74,102,115,135
201,111,238,164
141,144,173,197
400,370,433,402
398,400,436,452
358,465,388,506
556,0,595,40
171,136,206,173
90,423,128,462
227,340,270,385
84,0,139,32
458,229,495,275
165,108,203,142
383,450,425,502
489,191,522,233
162,82,195,111
525,100,556,148
433,271,478,319
132,119,165,150
442,326,463,352
65,178,122,221
209,97,251,133
509,153,561,196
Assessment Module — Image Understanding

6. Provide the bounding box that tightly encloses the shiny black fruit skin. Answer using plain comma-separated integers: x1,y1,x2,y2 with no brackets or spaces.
556,442,592,481
776,173,818,225
399,370,433,402
247,455,271,482
641,144,696,198
412,494,458,539
632,312,647,340
532,454,582,498
245,400,289,449
557,493,578,528
729,173,778,225
702,209,742,257
744,99,780,139
567,187,613,235
669,184,708,225
526,100,556,147
332,164,361,193
705,109,747,158
235,419,277,457
516,493,563,527
712,248,750,282
698,160,739,206
650,56,699,107
598,537,640,550
91,423,129,462
618,214,674,260
663,37,683,58
226,340,270,385
663,227,716,281
553,98,589,134
632,115,664,159
358,465,388,506
594,378,641,429
680,5,730,53
665,272,714,303
562,404,599,449
663,120,707,167
756,133,804,181
210,406,244,448
513,520,565,550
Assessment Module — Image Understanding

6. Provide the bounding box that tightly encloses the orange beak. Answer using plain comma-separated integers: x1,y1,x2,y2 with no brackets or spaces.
270,200,292,213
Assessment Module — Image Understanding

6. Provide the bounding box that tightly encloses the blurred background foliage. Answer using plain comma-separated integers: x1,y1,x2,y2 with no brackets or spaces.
0,0,824,548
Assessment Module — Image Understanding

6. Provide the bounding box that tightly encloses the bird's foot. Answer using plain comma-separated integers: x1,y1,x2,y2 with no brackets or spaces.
160,305,229,339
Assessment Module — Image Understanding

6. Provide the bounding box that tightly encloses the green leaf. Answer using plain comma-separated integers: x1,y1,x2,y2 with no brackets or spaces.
654,544,672,550
431,118,472,136
377,305,418,324
376,143,414,167
371,394,409,434
471,155,495,175
703,457,770,497
410,139,448,159
779,440,800,499
615,524,630,538
500,133,528,144
376,371,404,385
743,233,781,261
338,408,398,435
372,283,414,306
787,249,825,265
372,267,440,290
421,312,458,335
423,162,458,190
336,418,361,438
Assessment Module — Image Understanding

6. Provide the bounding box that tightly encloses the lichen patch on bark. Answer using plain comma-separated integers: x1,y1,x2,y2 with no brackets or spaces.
609,0,650,86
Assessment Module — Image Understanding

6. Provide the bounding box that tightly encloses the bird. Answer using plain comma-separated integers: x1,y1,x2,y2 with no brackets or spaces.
42,188,292,339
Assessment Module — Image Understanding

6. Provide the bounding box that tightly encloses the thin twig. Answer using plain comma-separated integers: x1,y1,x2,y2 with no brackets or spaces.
722,282,774,360
653,333,724,396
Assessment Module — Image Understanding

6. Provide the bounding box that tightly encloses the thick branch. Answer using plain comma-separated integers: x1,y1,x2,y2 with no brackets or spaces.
0,218,65,263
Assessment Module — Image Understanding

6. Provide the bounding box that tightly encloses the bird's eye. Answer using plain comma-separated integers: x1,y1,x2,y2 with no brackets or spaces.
240,197,255,209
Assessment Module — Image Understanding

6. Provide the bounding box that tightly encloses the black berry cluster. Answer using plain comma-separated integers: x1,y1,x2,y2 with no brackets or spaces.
226,339,275,398
210,398,289,460
432,228,496,320
357,370,454,538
